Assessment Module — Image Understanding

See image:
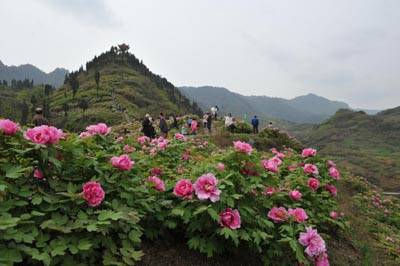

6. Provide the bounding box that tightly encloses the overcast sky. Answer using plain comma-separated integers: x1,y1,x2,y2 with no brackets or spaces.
1,0,399,109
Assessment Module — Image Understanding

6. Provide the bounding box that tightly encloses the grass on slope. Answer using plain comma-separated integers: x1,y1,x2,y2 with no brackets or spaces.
50,64,187,131
330,175,400,265
296,109,400,192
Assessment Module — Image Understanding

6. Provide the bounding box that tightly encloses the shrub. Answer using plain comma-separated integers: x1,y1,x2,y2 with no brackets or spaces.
0,120,345,265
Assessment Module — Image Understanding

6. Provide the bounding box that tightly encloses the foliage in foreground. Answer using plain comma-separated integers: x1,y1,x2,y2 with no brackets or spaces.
0,120,345,265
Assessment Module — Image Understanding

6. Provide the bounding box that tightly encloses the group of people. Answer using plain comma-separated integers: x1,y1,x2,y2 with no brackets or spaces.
31,105,270,138
141,111,216,139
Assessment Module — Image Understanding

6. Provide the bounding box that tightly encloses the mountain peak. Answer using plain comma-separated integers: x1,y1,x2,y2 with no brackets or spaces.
0,60,4,67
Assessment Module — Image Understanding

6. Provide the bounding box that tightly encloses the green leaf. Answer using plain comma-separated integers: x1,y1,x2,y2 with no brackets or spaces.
31,195,43,205
86,223,98,232
193,205,208,216
98,210,123,221
0,214,20,230
0,248,22,264
207,208,219,221
77,239,92,250
128,230,142,243
31,210,46,216
4,165,25,179
289,239,308,264
171,207,185,217
0,184,8,191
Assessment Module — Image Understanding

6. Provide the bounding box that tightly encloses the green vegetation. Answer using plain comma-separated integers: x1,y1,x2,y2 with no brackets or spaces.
49,46,202,131
0,84,46,124
296,109,400,191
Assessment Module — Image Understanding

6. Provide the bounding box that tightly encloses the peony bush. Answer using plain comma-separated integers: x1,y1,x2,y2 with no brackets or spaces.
0,119,346,265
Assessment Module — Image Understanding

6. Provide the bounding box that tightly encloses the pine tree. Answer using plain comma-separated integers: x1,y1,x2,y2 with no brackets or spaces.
62,102,69,117
78,98,89,118
20,101,29,125
94,70,100,99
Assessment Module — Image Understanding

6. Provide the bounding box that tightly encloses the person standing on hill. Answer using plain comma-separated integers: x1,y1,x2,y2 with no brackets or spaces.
225,113,235,133
251,115,259,134
142,114,154,138
172,115,178,129
202,114,208,128
33,108,49,126
191,118,198,135
211,106,218,120
206,112,212,133
159,113,169,138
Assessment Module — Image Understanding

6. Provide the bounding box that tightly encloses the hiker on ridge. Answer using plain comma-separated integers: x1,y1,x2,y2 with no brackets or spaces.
206,112,212,133
225,113,235,133
251,115,259,134
159,112,169,138
142,114,155,139
191,118,198,135
33,108,49,126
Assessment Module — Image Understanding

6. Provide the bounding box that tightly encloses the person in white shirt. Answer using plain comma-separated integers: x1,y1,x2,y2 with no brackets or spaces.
210,106,217,119
224,113,235,133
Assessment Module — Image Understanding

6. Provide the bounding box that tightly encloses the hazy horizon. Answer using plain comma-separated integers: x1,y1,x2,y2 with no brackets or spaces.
1,0,399,110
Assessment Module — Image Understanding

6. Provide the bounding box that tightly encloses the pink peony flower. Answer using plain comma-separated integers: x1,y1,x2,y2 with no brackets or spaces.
270,156,283,166
175,133,187,141
123,144,135,153
216,163,225,171
288,208,308,223
308,178,320,191
301,148,317,157
271,148,285,158
262,159,280,173
263,187,276,196
0,119,19,135
182,151,190,161
150,167,162,176
79,131,93,138
110,154,133,171
289,190,302,201
147,176,166,192
33,168,43,179
173,179,194,199
193,173,221,202
233,141,253,154
298,227,327,258
315,252,330,266
303,164,319,175
82,181,105,207
288,164,298,172
156,138,169,150
219,208,241,229
327,160,336,168
149,147,157,156
325,184,337,197
137,135,150,145
85,123,111,135
268,207,289,223
115,136,124,143
330,211,339,220
329,167,340,180
24,125,64,145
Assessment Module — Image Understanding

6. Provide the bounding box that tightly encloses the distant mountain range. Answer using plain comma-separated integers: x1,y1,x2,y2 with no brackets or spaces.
179,86,352,123
0,60,68,87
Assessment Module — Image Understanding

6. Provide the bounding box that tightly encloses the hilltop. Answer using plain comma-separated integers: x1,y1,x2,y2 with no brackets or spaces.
298,108,400,191
49,45,202,131
0,60,68,87
179,86,350,124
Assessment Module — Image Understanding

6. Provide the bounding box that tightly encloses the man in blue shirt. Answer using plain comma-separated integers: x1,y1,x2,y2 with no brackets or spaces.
251,115,259,134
